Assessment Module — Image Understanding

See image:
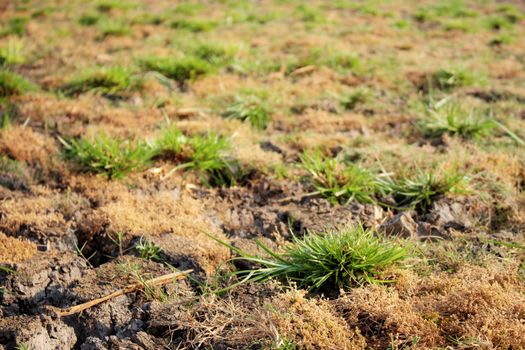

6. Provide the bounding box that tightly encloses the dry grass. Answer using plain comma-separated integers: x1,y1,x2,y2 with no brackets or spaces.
0,231,36,263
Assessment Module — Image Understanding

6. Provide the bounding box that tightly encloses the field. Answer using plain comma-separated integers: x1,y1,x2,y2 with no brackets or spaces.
1,0,525,349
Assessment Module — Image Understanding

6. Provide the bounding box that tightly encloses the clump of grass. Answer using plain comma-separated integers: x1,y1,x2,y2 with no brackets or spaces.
96,0,135,13
214,226,408,291
187,42,236,65
0,17,29,37
60,134,151,179
173,3,205,15
154,126,241,186
139,56,212,83
420,101,496,139
131,13,165,25
286,48,361,75
98,20,131,38
79,12,102,26
0,39,26,66
484,4,523,31
171,18,217,32
62,66,140,97
301,151,379,205
295,4,326,24
333,88,370,110
0,70,37,97
135,238,162,261
413,1,477,23
222,93,271,130
322,51,361,73
429,67,478,91
378,170,468,211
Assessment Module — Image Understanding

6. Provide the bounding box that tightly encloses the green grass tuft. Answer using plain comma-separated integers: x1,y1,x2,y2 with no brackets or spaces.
301,151,379,205
135,238,162,261
420,101,496,139
61,134,151,179
214,225,408,291
154,126,241,186
62,66,140,97
0,17,29,37
378,169,468,211
0,70,37,97
98,20,131,38
79,12,102,26
0,39,26,66
429,67,478,91
139,56,212,83
171,18,217,32
187,42,236,65
333,88,370,111
222,93,271,129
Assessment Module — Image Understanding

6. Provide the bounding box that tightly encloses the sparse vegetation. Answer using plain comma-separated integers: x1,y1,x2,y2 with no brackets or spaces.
301,151,379,205
1,17,29,37
222,93,271,129
420,101,496,139
0,70,36,96
61,134,151,179
216,226,408,290
333,88,370,110
139,56,212,83
171,18,217,32
98,20,131,38
0,39,26,66
429,67,479,91
154,126,241,186
79,13,102,26
135,238,162,261
378,169,468,211
62,66,140,97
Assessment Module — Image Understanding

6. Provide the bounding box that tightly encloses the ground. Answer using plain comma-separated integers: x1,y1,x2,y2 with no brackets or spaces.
1,0,525,349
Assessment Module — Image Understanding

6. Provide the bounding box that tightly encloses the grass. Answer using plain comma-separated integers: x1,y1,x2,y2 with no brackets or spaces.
222,93,271,129
60,134,151,179
301,151,379,205
1,102,12,129
300,151,468,211
332,88,371,111
429,67,479,91
98,20,131,38
413,1,477,24
79,12,102,26
181,41,236,66
420,101,496,139
0,39,26,66
295,4,326,24
0,17,29,37
286,48,361,75
171,18,217,32
139,56,212,84
378,169,468,211
213,226,408,291
0,70,37,97
61,66,140,97
154,126,241,186
135,238,162,261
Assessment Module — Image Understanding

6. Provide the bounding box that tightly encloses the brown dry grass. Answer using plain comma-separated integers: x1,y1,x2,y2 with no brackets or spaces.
0,231,36,263
334,264,525,349
269,289,366,350
0,193,70,238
